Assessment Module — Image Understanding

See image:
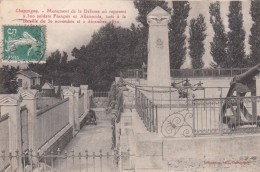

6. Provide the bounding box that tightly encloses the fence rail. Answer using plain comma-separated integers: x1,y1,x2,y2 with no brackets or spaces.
0,149,130,172
93,91,109,98
193,96,260,136
129,83,230,109
123,68,252,79
171,68,249,78
135,89,158,133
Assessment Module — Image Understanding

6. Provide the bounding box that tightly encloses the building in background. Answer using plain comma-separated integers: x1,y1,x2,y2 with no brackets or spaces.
16,70,42,89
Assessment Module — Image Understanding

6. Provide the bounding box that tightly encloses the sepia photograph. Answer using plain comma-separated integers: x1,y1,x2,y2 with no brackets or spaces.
0,0,259,171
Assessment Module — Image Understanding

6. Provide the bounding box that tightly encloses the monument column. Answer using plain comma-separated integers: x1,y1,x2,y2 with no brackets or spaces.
147,6,171,87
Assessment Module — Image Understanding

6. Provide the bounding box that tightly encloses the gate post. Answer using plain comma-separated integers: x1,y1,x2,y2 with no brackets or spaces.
19,90,38,151
73,87,80,131
88,90,94,109
0,94,22,171
80,85,89,113
63,88,76,135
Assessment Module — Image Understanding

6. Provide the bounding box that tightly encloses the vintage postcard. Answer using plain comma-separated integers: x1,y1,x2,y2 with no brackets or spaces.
0,0,259,172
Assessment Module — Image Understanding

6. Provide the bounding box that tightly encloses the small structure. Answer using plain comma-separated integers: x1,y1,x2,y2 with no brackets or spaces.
41,82,55,97
16,70,41,89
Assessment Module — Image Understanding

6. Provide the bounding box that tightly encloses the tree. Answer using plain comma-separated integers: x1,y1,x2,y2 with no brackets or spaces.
72,23,140,90
169,1,191,69
133,0,170,28
209,2,228,68
28,50,70,86
249,0,260,65
0,66,19,94
188,14,207,69
227,1,246,67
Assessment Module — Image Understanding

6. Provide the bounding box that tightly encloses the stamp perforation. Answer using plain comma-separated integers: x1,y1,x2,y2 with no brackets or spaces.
1,24,47,64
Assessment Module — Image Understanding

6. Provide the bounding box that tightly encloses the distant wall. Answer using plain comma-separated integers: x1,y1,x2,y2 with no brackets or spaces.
36,97,61,110
36,98,70,149
173,76,260,97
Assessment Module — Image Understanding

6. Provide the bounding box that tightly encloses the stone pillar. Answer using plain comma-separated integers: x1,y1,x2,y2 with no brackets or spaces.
0,94,22,170
147,6,171,87
88,90,94,109
19,90,38,151
63,88,76,135
80,85,89,113
73,87,80,131
115,77,120,83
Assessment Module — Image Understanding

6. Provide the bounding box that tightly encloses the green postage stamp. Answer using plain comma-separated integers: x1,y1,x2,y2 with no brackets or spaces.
3,25,46,62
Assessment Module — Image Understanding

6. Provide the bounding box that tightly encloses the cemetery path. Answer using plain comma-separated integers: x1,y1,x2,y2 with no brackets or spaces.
53,110,118,172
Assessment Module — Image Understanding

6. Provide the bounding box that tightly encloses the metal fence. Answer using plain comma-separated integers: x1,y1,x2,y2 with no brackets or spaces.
121,69,144,79
193,96,260,136
93,91,109,98
0,149,130,172
135,88,158,133
123,68,251,78
129,83,229,109
171,68,249,78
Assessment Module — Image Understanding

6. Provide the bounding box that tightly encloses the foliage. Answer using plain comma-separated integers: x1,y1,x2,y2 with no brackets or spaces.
249,0,260,65
227,1,246,67
133,0,170,28
72,23,142,90
188,14,207,69
56,85,62,98
169,1,191,69
209,2,228,68
27,23,146,90
107,82,120,110
0,66,19,94
28,50,70,86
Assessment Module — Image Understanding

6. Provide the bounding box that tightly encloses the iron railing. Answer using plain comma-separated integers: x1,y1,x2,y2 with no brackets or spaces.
0,149,130,172
171,68,249,78
123,81,229,109
160,96,260,138
123,68,252,79
93,91,109,98
135,88,158,133
193,96,260,136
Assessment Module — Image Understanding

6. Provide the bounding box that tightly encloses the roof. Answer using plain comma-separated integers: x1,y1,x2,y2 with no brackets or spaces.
17,70,42,78
147,6,170,18
41,82,54,90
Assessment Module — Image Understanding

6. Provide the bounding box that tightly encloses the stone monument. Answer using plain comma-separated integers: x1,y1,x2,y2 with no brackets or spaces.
147,6,171,87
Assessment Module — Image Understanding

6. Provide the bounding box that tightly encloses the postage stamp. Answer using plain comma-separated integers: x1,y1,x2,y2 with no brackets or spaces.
2,25,46,62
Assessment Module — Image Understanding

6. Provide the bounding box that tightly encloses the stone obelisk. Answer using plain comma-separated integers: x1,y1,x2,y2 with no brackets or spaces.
147,6,171,87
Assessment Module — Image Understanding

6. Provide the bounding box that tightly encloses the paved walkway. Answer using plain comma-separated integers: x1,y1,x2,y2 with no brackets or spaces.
53,110,118,172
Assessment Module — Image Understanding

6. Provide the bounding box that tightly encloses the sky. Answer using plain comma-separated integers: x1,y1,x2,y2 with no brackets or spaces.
0,0,252,68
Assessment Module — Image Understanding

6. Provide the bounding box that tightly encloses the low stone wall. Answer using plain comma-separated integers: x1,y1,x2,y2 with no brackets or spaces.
79,112,88,129
163,134,260,171
90,97,108,108
39,125,73,165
